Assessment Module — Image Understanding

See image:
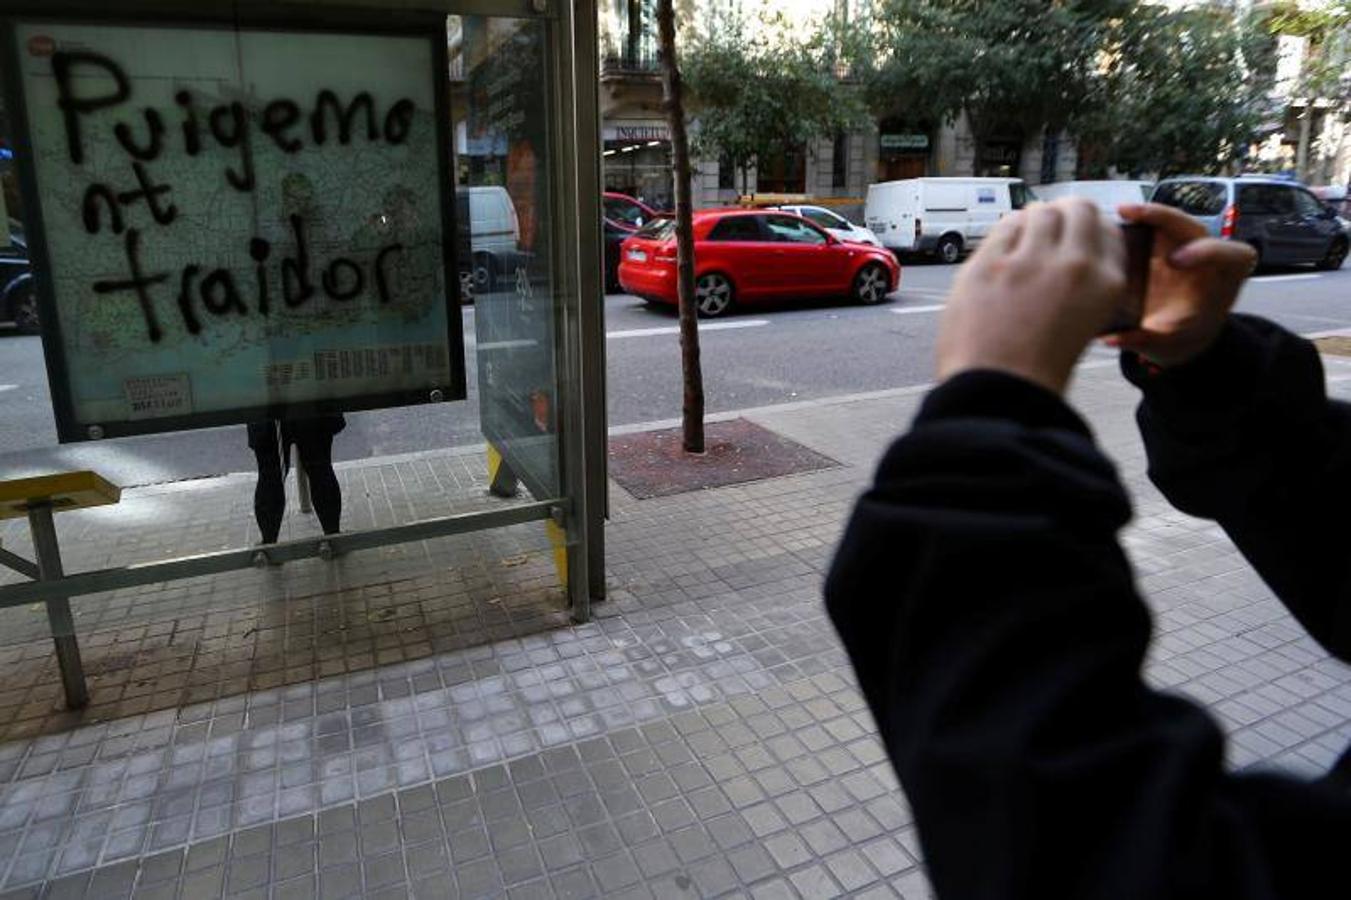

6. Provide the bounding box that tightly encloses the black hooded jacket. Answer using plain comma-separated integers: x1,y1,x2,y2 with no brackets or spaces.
825,315,1351,899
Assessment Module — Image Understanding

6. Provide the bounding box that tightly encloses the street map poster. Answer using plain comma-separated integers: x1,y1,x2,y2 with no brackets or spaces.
4,12,463,442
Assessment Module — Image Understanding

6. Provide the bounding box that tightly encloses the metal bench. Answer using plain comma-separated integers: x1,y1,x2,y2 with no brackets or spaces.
0,471,121,710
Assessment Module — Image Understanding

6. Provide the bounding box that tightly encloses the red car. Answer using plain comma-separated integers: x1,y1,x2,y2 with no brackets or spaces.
618,208,900,316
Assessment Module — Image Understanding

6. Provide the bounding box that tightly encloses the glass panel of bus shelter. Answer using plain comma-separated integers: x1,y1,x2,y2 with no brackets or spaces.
0,8,568,720
7,16,464,445
452,14,562,500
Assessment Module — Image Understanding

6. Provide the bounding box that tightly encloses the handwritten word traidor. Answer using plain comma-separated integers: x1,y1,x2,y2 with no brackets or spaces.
48,49,420,343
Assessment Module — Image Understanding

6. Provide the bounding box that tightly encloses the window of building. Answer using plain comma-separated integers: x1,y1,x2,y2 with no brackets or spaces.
718,154,736,192
756,148,806,194
605,0,657,69
603,140,672,210
976,139,1022,178
832,132,848,191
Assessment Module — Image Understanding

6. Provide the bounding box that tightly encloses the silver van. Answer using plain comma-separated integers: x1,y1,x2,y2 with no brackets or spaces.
1151,176,1347,270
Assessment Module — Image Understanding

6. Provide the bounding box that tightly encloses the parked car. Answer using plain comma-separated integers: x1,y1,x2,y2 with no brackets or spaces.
771,204,882,247
462,185,522,293
0,219,35,334
865,177,1035,263
604,192,657,230
1151,176,1348,270
603,192,659,292
1033,180,1152,219
617,208,900,317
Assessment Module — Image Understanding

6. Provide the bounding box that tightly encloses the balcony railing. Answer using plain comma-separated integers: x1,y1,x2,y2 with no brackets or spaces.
601,45,661,76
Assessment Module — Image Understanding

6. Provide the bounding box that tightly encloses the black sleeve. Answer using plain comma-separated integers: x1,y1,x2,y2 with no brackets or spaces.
1123,314,1351,660
825,370,1351,900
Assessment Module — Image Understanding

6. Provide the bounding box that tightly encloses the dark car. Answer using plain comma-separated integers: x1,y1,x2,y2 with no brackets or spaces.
1151,176,1347,270
0,219,36,334
618,208,900,317
603,192,658,292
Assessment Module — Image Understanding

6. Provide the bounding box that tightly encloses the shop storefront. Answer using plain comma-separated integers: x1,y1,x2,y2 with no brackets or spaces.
977,137,1023,178
602,119,672,209
878,130,931,181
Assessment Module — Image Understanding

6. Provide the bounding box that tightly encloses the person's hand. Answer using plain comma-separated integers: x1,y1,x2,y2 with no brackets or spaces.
936,198,1126,396
1107,202,1256,367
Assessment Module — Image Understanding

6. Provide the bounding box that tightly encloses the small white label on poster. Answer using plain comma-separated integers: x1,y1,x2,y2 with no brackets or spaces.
124,374,193,419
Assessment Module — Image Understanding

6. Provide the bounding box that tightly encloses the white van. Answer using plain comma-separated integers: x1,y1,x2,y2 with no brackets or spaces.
865,177,1034,263
464,185,521,292
1034,180,1152,219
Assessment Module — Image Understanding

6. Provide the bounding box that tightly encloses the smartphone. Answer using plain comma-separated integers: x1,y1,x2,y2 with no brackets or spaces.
1101,222,1154,335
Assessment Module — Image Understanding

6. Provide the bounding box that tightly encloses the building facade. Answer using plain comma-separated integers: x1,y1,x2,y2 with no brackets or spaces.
597,0,1084,214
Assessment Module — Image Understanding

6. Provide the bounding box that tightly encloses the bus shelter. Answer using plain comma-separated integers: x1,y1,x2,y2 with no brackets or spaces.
0,0,607,711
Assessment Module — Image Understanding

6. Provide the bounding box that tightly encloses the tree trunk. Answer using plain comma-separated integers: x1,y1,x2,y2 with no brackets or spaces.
1296,106,1312,181
657,0,705,454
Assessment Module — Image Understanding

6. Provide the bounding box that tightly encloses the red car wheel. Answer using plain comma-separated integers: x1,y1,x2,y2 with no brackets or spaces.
853,263,890,305
694,273,735,317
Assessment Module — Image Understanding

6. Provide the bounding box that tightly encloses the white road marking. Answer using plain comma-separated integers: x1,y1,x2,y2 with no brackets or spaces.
890,304,946,315
606,319,770,339
0,385,15,394
1250,273,1322,283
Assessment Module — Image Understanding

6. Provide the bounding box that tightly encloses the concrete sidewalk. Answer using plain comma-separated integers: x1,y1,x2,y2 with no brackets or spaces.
1,356,1350,899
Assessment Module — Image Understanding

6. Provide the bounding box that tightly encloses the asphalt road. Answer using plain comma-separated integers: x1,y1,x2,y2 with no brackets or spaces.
2,260,1348,486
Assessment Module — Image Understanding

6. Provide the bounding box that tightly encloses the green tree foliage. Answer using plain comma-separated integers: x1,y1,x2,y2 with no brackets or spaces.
1267,0,1351,104
861,0,1128,142
681,4,868,194
862,0,1278,178
1076,5,1278,177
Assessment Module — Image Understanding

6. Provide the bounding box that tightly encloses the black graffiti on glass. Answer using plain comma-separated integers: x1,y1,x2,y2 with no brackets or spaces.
94,214,405,342
82,163,178,235
54,51,416,189
49,49,420,341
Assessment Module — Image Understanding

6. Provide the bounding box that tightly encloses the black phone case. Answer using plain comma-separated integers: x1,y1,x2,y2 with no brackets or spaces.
1101,223,1154,335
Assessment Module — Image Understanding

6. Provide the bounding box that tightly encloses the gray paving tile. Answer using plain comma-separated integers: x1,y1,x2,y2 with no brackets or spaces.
727,843,776,885
861,837,915,879
363,851,407,890
274,876,318,900
764,831,812,871
453,858,502,897
550,866,599,900
687,855,739,898
318,861,361,900
0,369,1342,900
826,848,878,893
789,864,843,900
537,833,583,872
748,877,797,900
180,865,226,900
226,854,272,893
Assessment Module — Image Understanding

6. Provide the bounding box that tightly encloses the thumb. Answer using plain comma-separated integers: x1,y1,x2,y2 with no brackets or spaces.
1168,238,1257,276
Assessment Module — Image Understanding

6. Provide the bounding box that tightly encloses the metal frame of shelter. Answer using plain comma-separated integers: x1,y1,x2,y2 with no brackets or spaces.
0,0,608,709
